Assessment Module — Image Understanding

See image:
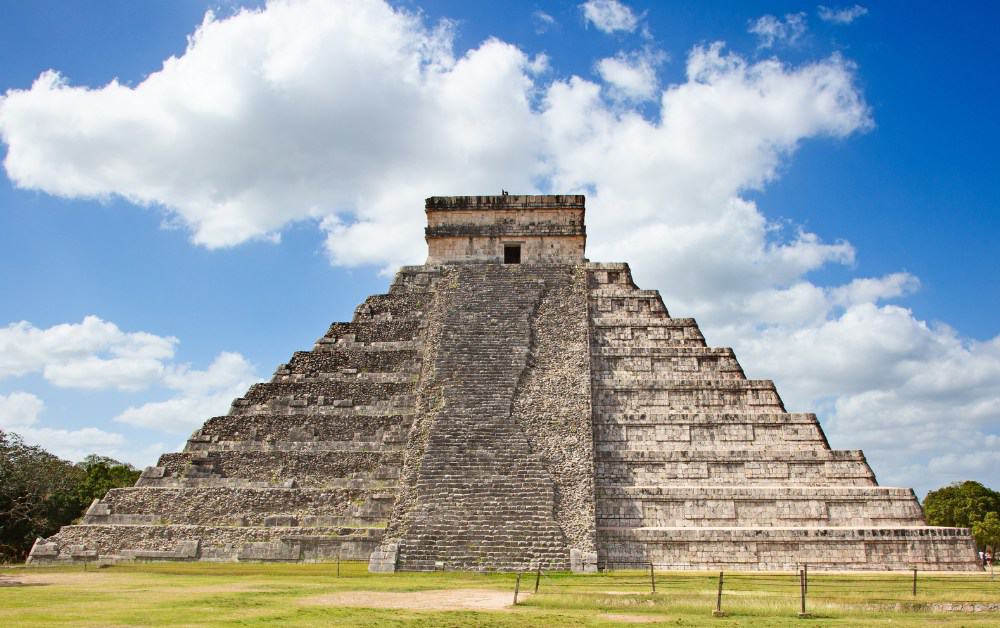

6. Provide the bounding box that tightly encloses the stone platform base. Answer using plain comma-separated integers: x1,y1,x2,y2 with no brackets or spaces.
599,526,981,571
27,524,383,564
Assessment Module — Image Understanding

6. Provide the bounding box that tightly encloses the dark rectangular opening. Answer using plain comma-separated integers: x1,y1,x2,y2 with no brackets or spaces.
504,244,521,264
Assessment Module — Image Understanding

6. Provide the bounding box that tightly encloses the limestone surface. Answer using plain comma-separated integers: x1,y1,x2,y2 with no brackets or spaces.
28,195,979,571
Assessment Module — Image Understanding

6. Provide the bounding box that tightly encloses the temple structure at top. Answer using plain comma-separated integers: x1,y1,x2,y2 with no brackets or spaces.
425,194,586,264
28,194,980,573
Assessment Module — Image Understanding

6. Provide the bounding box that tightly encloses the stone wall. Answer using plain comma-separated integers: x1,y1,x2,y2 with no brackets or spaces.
601,526,977,571
424,195,586,264
586,262,980,571
85,487,393,527
32,525,381,563
426,235,585,265
28,265,438,565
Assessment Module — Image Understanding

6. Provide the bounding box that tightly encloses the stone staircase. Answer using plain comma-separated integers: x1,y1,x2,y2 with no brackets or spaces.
390,264,586,571
587,263,979,570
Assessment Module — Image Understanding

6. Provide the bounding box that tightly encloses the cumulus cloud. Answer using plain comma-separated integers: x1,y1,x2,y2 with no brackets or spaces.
0,0,547,269
749,12,808,49
818,5,868,25
13,425,128,464
0,1,859,281
579,0,639,34
1,0,996,491
830,272,920,307
0,315,259,460
0,391,44,428
730,303,1000,495
0,316,177,389
595,48,665,102
544,43,870,324
114,351,258,434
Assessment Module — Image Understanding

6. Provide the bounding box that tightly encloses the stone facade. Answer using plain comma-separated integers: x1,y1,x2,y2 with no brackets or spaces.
585,262,977,570
28,264,440,565
425,195,586,264
28,195,979,571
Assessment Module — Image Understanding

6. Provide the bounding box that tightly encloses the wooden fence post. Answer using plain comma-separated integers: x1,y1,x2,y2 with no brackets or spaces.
649,562,656,594
912,567,917,597
798,569,811,618
513,573,522,606
712,571,726,617
534,566,541,594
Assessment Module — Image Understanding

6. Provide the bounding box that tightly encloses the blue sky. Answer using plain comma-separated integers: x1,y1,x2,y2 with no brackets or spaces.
0,0,997,496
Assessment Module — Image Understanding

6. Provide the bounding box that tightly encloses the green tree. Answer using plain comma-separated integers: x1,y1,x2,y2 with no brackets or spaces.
0,432,142,562
74,455,141,507
924,481,1000,530
972,512,1000,554
0,430,84,562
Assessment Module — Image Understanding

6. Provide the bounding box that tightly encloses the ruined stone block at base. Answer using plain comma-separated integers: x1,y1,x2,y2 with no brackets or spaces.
368,542,399,573
570,548,598,573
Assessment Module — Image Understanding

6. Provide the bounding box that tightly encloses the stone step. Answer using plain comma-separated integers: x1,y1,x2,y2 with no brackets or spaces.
594,416,827,448
597,525,980,571
27,524,384,564
274,371,419,385
154,450,402,487
591,317,699,328
597,449,865,463
276,348,420,379
83,486,396,527
184,440,403,453
593,345,731,356
235,380,415,408
594,371,745,382
194,413,413,444
314,339,421,351
596,412,819,425
589,291,670,318
321,318,423,345
593,381,784,411
596,485,925,528
353,291,432,321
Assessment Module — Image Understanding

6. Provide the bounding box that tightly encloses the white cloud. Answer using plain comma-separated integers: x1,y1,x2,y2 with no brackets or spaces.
818,5,868,25
749,13,807,49
532,10,557,34
0,0,543,269
13,426,127,463
595,48,664,102
544,43,870,323
579,0,639,34
0,391,44,428
114,351,259,434
0,316,177,389
729,303,1000,495
830,272,920,307
1,0,996,493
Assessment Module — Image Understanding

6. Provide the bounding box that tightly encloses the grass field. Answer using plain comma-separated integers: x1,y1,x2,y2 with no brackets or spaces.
1,561,999,626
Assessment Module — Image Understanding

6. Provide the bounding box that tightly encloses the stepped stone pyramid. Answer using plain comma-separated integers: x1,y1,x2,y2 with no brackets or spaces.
29,195,978,571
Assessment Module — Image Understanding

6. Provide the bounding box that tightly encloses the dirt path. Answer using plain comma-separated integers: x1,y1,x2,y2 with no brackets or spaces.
301,588,528,611
6,572,93,586
598,613,666,624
